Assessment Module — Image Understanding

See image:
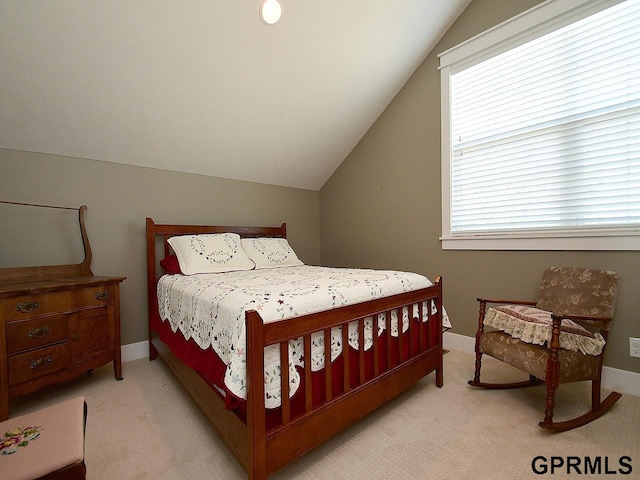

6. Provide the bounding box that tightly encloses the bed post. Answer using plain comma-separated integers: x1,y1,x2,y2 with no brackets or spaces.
145,218,159,361
435,276,444,388
246,310,267,480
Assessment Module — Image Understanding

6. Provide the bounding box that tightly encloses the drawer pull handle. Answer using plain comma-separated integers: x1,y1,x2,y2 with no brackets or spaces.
16,301,38,313
95,290,110,300
30,357,52,370
28,327,51,339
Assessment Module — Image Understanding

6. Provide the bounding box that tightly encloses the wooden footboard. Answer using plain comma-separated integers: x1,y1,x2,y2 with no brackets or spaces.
145,218,443,480
246,283,443,478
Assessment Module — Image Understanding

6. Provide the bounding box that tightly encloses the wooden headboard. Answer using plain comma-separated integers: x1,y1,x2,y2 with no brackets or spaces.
145,218,287,331
145,218,287,272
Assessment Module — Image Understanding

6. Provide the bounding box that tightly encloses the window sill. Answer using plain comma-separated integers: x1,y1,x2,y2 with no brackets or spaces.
441,231,640,251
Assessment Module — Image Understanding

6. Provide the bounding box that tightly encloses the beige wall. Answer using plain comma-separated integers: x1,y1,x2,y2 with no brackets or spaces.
0,148,321,346
320,0,640,374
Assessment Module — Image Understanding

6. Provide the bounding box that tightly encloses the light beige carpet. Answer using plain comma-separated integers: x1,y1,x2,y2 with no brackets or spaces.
9,350,640,479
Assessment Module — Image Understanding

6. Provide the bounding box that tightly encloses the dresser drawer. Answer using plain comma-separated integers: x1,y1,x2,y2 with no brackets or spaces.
6,315,69,355
8,343,70,385
2,284,115,319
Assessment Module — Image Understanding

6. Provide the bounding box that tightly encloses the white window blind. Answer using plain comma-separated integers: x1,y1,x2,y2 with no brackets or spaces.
441,0,640,250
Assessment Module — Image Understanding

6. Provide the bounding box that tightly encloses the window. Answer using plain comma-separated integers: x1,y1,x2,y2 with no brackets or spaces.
439,0,640,250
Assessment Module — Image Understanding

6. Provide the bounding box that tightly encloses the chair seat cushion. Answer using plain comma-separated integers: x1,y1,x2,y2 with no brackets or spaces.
480,331,601,382
484,305,605,356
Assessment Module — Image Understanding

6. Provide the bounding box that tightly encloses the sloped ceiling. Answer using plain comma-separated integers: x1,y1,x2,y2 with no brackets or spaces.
0,1,470,191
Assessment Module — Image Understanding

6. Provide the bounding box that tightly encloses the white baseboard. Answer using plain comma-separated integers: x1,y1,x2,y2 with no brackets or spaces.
120,333,640,398
601,366,640,398
121,340,149,363
443,331,476,353
443,331,640,398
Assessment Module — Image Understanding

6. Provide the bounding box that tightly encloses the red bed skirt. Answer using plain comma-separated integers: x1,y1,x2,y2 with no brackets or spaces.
152,314,424,430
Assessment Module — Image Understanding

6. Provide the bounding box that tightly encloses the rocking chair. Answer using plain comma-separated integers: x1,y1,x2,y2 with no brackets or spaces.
469,266,621,432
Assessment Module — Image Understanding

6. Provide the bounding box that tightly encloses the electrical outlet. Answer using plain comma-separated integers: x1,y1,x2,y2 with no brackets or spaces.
631,337,640,358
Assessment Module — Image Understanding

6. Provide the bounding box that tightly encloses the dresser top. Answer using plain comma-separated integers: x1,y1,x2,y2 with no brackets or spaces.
0,276,126,298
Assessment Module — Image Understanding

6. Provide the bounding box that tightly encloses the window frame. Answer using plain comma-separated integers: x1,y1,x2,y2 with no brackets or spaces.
438,0,639,251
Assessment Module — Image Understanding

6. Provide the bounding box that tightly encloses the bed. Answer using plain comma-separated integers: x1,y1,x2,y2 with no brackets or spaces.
146,218,445,479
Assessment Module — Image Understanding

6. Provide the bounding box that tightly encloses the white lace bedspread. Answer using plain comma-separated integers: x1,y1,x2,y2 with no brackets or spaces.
157,265,449,408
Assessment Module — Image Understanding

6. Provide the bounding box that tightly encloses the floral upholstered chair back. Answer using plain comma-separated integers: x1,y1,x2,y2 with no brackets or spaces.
536,266,621,323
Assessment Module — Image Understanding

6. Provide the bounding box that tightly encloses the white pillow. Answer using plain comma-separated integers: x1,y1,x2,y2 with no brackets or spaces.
241,238,304,269
167,233,255,275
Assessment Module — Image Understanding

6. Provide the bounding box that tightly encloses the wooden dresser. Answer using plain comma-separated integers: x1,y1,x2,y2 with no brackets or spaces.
0,203,125,420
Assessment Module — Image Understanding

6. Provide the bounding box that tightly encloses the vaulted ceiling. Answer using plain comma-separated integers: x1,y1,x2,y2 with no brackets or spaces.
0,1,471,191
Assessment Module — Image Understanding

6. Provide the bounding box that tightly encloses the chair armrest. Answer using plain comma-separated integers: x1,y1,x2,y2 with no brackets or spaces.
476,298,537,306
551,313,613,330
475,298,537,333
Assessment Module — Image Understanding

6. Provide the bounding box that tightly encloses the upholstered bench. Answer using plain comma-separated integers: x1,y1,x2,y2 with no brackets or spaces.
0,397,87,480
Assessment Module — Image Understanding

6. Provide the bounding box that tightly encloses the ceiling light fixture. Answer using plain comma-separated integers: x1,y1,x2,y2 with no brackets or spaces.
260,0,282,25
